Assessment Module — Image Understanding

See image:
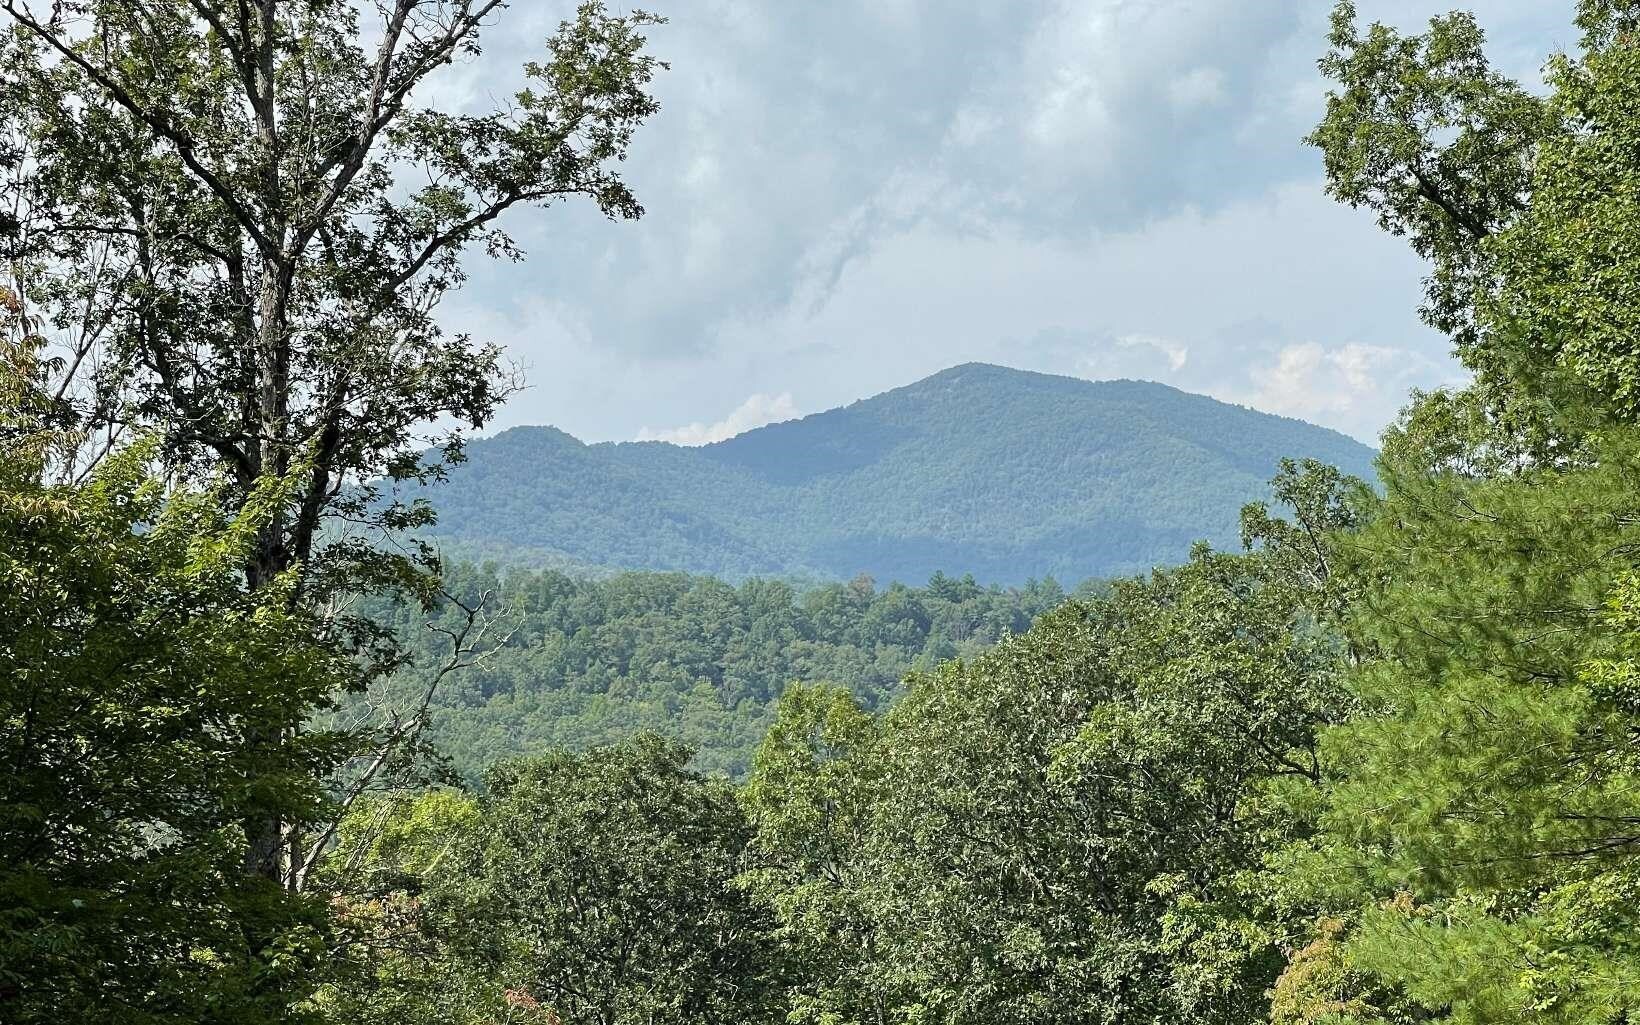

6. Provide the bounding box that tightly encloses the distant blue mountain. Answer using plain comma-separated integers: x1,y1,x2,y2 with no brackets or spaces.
418,363,1377,584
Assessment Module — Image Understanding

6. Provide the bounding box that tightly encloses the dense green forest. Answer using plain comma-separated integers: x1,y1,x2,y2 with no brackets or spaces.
415,364,1378,584
8,1,1640,1023
359,566,1076,779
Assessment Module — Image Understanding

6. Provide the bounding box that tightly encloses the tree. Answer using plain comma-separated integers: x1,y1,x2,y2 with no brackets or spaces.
0,337,350,1022
1270,426,1640,1024
1314,0,1640,450
1484,4,1640,420
1277,5,1640,1018
743,466,1360,1024
1309,1,1553,343
0,0,664,886
314,790,504,1025
326,735,786,1025
329,562,1061,784
739,683,887,1024
1307,1,1563,454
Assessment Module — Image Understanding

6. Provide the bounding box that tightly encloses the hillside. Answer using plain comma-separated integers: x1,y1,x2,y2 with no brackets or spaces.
418,364,1377,584
357,564,1075,781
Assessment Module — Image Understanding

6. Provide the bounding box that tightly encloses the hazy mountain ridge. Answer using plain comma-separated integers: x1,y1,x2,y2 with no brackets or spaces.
421,364,1377,584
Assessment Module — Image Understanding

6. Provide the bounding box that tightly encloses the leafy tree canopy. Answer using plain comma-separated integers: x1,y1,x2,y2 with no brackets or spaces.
0,0,664,886
0,339,351,1022
740,462,1359,1024
354,562,1072,780
323,735,785,1025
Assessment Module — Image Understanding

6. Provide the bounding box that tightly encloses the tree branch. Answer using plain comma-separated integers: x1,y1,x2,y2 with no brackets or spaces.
2,0,277,255
1410,163,1492,240
292,587,516,889
299,0,506,237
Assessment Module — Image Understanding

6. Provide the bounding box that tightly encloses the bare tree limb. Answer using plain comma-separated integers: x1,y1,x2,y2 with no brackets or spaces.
292,586,517,890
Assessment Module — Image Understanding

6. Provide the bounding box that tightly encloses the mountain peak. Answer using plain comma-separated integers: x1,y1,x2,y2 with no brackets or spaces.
426,364,1377,584
898,361,1079,390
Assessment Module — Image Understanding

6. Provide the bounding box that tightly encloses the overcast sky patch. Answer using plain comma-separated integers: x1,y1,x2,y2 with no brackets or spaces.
439,0,1572,446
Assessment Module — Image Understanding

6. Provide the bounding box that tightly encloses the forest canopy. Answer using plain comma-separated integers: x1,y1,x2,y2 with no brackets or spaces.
357,564,1074,780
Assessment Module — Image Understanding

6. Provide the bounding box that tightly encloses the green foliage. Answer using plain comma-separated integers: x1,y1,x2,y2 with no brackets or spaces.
1308,2,1554,352
16,0,1640,1019
1310,1,1640,450
737,684,885,1022
320,462,1360,1025
324,736,784,1025
415,364,1378,585
741,468,1357,1024
1485,6,1640,419
1,0,663,567
317,792,507,1025
357,562,1069,781
1273,428,1640,1024
1307,0,1564,456
1284,5,1640,1019
0,441,350,1021
1,0,665,886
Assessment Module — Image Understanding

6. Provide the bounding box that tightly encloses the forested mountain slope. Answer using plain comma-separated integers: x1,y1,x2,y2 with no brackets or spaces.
419,363,1376,583
364,564,1074,780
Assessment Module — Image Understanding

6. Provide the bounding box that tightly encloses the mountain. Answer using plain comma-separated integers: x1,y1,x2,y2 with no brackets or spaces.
417,363,1378,584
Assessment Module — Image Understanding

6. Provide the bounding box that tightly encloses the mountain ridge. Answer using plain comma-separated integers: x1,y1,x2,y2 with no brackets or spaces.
418,363,1377,584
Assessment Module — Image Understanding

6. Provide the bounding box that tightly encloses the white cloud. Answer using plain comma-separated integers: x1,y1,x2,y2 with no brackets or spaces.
1248,342,1393,416
636,392,801,446
681,182,1455,446
1067,332,1191,381
458,0,1322,369
1238,341,1448,439
1118,333,1189,372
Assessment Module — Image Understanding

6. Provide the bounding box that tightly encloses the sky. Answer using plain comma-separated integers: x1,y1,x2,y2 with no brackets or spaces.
432,0,1576,446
